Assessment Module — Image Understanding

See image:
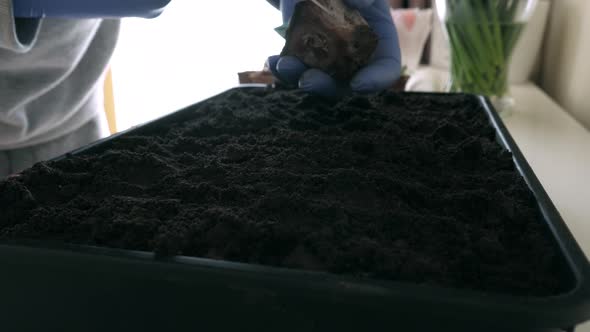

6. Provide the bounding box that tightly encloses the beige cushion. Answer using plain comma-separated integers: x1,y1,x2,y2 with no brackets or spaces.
541,0,590,129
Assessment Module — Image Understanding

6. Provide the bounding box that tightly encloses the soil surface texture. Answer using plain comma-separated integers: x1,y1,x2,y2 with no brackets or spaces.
0,88,568,296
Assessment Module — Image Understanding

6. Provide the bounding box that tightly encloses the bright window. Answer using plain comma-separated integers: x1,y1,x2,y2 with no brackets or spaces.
110,1,284,131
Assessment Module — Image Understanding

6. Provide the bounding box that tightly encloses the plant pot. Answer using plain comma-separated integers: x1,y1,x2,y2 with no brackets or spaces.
0,87,589,331
435,0,538,116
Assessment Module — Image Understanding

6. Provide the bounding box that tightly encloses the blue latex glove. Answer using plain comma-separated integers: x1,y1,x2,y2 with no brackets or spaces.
12,0,171,18
268,0,401,97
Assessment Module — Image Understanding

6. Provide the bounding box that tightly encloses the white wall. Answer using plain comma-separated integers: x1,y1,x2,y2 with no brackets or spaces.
541,0,590,129
110,1,285,131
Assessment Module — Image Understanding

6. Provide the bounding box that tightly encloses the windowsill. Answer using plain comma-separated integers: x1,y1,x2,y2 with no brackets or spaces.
507,84,590,332
505,83,590,255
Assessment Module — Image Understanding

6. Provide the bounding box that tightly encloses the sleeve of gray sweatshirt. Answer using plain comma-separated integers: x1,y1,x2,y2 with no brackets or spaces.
0,0,119,151
0,0,41,52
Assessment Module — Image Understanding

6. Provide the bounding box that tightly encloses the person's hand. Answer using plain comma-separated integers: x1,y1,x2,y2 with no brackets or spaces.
12,0,171,18
268,0,401,97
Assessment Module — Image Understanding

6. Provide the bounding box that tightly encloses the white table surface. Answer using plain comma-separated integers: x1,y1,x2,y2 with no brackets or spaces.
504,84,590,332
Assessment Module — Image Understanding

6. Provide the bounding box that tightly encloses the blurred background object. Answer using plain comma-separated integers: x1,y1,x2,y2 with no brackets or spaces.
541,0,590,129
435,0,540,116
390,7,432,74
429,1,549,85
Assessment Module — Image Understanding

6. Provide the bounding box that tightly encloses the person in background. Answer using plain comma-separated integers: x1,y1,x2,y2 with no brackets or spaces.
0,0,400,178
0,0,170,178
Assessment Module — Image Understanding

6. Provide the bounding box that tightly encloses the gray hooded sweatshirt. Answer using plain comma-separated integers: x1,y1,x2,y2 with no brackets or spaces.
0,0,119,174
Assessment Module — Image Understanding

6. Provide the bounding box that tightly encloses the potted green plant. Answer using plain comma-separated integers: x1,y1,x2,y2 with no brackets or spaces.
436,0,538,115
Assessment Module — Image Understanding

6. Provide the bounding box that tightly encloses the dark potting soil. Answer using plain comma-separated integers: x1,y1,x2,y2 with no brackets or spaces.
0,89,568,296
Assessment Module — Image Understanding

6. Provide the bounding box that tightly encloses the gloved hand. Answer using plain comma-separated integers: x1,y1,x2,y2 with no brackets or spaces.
12,0,171,18
268,0,401,97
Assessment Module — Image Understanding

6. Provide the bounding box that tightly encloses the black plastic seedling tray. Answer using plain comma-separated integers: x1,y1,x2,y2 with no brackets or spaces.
1,87,589,332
